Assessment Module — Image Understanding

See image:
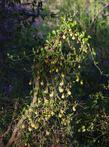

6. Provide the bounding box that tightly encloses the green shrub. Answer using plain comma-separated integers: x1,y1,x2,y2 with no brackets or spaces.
16,18,97,146
50,0,109,73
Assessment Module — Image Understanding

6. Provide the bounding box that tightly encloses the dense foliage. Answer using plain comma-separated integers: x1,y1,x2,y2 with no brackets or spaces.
18,19,93,145
0,0,109,147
